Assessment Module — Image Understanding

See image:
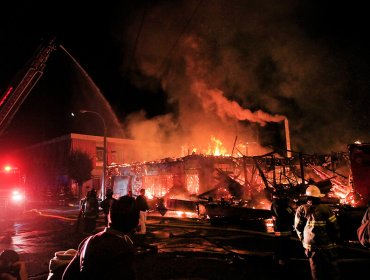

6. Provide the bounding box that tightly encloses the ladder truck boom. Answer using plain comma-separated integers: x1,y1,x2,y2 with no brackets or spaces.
0,38,57,135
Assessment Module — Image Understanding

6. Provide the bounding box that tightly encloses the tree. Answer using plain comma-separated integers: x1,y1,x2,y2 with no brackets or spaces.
67,150,93,199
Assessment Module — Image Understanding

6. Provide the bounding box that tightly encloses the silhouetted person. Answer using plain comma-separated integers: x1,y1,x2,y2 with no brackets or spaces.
62,195,140,280
294,185,341,280
135,188,149,234
81,188,99,234
270,189,295,266
0,249,28,280
100,188,116,227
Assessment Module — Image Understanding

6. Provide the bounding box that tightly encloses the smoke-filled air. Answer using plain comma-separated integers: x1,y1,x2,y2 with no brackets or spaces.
113,0,367,160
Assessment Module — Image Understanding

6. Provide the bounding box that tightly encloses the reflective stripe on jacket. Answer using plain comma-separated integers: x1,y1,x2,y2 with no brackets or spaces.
294,203,340,250
274,231,292,237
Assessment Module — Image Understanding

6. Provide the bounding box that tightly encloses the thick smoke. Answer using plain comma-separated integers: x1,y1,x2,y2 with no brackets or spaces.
117,0,364,159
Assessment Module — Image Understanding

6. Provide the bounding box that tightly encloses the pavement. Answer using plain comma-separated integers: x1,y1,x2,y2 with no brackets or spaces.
133,214,370,280
17,204,370,280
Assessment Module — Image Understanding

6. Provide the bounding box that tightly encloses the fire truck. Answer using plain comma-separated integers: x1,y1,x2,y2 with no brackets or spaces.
0,165,26,214
348,142,370,207
0,38,57,213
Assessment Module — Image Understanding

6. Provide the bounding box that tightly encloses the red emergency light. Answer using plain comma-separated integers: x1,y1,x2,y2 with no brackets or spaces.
4,165,12,172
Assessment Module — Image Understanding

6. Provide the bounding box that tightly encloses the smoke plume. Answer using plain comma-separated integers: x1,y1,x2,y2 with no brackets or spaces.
115,0,367,159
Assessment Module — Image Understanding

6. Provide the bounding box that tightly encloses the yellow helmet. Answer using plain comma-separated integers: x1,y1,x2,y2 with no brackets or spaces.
305,185,325,197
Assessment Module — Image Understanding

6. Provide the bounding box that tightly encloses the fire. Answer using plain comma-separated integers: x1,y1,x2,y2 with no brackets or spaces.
174,210,199,218
145,190,154,200
265,218,274,233
342,190,362,206
182,136,230,157
206,136,229,156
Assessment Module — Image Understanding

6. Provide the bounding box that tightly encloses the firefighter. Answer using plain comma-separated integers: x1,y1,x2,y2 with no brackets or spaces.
81,188,99,234
294,185,341,280
100,188,116,227
270,188,295,267
135,188,150,234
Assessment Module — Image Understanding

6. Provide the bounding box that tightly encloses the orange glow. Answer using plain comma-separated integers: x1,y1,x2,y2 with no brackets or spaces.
183,136,230,157
342,190,361,206
143,175,173,198
265,218,274,233
186,174,199,194
174,210,199,218
206,136,229,156
258,199,272,210
145,190,154,199
310,165,352,205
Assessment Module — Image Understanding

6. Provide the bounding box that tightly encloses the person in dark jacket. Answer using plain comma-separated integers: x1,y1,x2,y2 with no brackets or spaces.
135,188,150,234
0,249,28,280
100,188,116,227
62,195,139,280
294,185,341,280
270,189,295,267
81,188,99,234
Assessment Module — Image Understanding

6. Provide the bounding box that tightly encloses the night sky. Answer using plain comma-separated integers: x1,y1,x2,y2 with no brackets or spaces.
1,0,370,160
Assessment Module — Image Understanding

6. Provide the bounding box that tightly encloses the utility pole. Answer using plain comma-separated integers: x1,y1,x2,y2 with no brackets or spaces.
80,110,107,200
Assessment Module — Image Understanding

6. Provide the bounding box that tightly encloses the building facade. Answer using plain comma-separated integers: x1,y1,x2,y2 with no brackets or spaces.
18,133,161,199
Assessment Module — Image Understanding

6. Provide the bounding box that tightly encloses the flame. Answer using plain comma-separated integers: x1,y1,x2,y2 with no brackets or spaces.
309,165,353,205
182,136,230,156
342,190,362,206
174,210,199,218
265,218,274,233
206,136,229,156
186,174,199,194
145,190,154,199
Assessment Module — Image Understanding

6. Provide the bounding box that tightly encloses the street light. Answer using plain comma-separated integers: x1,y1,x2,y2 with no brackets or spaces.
79,110,107,200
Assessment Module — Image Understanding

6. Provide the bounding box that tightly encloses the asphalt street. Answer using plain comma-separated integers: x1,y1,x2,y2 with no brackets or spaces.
1,206,370,280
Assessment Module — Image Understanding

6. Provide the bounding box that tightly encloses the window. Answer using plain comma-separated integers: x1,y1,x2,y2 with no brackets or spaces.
96,147,104,166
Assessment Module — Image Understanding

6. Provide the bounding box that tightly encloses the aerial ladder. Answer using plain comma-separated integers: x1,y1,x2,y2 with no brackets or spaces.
0,38,57,135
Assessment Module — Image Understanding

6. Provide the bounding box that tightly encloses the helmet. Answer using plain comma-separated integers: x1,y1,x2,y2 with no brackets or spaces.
305,185,325,197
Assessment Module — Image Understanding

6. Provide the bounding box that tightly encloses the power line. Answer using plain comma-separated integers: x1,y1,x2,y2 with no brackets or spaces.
156,0,204,79
125,3,147,76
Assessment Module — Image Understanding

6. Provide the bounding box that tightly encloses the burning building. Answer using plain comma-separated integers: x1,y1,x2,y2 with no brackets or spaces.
107,149,353,212
108,154,244,201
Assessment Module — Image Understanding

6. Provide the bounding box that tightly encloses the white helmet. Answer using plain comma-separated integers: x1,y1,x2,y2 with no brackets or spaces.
305,185,325,197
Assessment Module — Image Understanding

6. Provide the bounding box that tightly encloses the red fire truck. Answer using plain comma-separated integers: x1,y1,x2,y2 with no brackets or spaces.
0,39,56,215
0,165,26,215
348,142,370,207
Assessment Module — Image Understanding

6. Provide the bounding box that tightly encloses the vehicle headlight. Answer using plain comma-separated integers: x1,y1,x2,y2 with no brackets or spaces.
11,190,24,202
